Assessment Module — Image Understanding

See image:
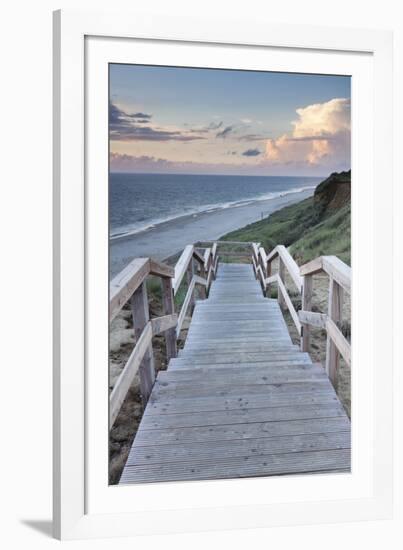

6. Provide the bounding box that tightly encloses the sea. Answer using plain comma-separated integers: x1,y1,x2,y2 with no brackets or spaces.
109,173,321,240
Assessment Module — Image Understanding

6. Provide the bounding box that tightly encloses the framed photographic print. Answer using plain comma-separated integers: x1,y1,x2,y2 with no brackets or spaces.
53,10,393,540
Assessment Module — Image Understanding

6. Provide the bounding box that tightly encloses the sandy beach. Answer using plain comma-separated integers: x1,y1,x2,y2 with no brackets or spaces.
110,187,315,277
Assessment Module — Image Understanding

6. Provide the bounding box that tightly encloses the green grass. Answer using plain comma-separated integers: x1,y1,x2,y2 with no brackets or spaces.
290,203,351,265
221,197,321,251
221,193,350,266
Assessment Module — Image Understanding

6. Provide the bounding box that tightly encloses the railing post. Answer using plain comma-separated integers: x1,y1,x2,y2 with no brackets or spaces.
187,257,195,312
278,257,286,310
161,276,177,361
130,281,155,406
266,260,272,298
325,276,343,386
301,274,313,352
198,261,207,299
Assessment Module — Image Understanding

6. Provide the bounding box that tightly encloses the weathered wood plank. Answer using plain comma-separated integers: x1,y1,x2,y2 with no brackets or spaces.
145,391,339,415
148,258,174,278
131,282,155,405
277,275,302,334
139,403,346,430
326,277,343,385
299,310,327,329
176,277,196,336
300,256,323,276
322,256,351,294
161,276,177,360
120,449,350,483
110,257,149,321
133,416,350,446
109,322,152,426
127,431,350,466
173,245,194,295
160,361,323,380
152,380,332,399
300,273,313,352
150,314,177,336
326,318,351,367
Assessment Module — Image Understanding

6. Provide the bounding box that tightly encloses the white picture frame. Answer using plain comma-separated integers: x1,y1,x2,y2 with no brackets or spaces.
53,9,393,540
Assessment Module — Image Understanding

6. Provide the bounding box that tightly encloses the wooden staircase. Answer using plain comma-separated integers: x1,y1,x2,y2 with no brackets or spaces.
119,261,350,484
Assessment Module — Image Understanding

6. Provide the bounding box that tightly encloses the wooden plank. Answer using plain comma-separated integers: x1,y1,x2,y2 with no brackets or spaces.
259,247,268,276
109,322,152,426
158,370,326,388
265,274,278,286
299,310,327,329
176,277,196,337
182,345,298,354
134,415,349,447
192,248,205,266
145,391,339,416
151,314,177,336
278,257,286,310
160,361,322,380
300,274,313,352
110,257,149,321
139,402,345,430
277,276,302,334
173,245,193,295
300,256,323,276
127,432,350,466
203,247,211,270
131,282,155,405
252,242,260,262
322,256,351,294
325,277,343,385
326,317,351,367
161,276,177,360
276,245,303,291
153,384,330,399
211,242,218,262
181,334,294,343
148,258,174,278
120,449,350,483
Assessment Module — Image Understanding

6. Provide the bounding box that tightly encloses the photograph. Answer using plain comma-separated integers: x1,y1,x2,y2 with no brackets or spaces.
108,64,352,485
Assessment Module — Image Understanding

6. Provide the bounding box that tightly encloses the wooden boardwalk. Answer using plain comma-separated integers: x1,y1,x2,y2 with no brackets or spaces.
120,263,350,484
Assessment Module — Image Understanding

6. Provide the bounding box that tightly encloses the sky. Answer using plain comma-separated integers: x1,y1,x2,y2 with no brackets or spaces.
109,64,351,177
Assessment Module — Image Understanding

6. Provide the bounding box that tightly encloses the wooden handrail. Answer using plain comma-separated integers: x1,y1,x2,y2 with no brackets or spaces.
110,258,150,322
109,241,220,426
251,241,351,390
172,244,206,295
110,321,153,426
267,245,303,292
300,255,351,293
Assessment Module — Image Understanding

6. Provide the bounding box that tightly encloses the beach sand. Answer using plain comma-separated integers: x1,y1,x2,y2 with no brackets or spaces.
110,188,315,277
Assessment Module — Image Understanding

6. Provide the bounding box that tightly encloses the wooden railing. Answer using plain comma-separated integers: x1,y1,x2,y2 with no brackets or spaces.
251,243,351,388
109,243,218,427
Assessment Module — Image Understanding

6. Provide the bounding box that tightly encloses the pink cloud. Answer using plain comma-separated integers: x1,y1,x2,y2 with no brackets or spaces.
265,98,350,168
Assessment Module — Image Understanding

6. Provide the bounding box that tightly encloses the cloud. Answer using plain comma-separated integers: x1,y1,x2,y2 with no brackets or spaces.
109,102,205,142
238,133,270,142
265,98,350,168
129,112,152,120
216,125,234,139
188,121,223,133
241,118,252,124
110,151,266,175
242,148,262,157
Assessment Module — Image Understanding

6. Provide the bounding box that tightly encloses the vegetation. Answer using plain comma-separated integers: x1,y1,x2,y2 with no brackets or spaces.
221,170,351,265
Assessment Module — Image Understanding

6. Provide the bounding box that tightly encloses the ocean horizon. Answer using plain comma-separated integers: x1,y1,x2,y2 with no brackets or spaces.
109,172,322,241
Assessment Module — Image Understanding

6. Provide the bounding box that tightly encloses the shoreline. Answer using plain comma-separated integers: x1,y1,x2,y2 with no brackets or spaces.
110,187,315,277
